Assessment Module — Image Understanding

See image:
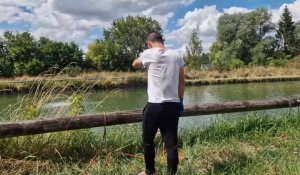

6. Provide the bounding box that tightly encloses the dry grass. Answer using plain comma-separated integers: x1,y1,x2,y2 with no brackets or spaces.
0,158,56,175
287,55,300,69
185,66,300,80
2,66,299,83
0,71,146,82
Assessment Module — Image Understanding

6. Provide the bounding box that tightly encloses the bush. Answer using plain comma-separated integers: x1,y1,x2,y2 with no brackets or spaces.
14,63,26,76
229,58,245,69
25,59,45,76
65,66,82,77
268,59,288,67
0,57,14,77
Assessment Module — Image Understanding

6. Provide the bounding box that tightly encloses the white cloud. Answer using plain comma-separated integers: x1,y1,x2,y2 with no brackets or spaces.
0,0,194,43
173,44,187,57
0,29,4,37
0,5,22,23
166,5,221,52
0,0,44,8
271,0,300,23
223,7,251,14
50,0,193,28
1,0,300,54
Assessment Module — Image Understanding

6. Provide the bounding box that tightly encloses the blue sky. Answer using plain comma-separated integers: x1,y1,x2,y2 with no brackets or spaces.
0,0,299,53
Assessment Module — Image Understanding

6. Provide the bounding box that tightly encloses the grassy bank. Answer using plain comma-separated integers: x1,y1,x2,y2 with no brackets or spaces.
1,111,300,174
1,66,300,93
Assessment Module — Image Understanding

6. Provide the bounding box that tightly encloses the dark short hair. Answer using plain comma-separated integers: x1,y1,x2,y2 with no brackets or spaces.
147,32,165,44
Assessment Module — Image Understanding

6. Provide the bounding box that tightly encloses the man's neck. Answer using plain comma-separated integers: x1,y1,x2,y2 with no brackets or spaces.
151,44,165,49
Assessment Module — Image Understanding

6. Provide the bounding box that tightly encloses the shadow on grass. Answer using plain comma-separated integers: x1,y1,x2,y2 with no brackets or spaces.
206,149,252,175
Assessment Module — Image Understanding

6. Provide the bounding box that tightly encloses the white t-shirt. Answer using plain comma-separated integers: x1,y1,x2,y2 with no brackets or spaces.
140,47,185,103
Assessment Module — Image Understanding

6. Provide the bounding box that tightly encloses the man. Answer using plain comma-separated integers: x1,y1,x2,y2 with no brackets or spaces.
132,32,185,175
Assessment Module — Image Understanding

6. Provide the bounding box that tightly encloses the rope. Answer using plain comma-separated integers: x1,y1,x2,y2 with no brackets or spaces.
103,112,107,140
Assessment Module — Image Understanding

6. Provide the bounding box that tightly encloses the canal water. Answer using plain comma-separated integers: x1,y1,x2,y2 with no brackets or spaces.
0,81,299,128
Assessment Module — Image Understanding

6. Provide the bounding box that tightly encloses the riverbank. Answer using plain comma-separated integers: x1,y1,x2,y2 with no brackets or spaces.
1,66,300,93
1,111,300,174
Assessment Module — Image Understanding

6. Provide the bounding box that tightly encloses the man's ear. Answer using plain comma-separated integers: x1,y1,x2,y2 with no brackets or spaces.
147,42,152,48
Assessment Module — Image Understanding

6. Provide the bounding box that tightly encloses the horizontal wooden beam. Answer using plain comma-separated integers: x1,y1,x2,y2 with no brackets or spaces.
0,97,299,138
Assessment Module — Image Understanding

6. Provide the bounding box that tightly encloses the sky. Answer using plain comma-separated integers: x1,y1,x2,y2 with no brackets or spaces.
0,0,300,53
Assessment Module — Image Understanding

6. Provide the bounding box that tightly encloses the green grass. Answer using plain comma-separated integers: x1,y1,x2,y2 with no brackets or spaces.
1,111,300,175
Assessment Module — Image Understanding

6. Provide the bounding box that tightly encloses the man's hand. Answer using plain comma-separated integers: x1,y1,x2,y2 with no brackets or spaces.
178,67,185,99
178,67,185,116
132,58,143,69
179,98,184,115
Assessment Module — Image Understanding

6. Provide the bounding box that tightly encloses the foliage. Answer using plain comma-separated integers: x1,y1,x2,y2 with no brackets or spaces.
185,26,203,69
295,22,300,54
0,57,14,77
217,8,274,64
251,37,277,66
0,39,14,77
210,7,300,70
276,6,297,58
86,39,127,71
86,16,162,71
68,93,85,116
210,41,245,71
268,59,288,67
0,31,84,77
296,22,300,41
65,65,82,77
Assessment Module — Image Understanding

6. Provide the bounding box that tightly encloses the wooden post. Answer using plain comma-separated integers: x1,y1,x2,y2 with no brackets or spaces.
0,97,299,138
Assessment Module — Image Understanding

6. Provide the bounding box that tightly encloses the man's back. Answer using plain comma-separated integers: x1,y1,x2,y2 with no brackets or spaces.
140,48,184,103
132,32,184,175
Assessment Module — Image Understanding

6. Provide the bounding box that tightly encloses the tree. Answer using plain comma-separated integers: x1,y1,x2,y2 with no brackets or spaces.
211,8,275,69
25,58,44,76
85,39,103,69
37,37,84,73
276,6,297,58
103,16,162,70
295,22,300,55
2,31,39,76
4,31,38,63
209,41,244,71
251,37,277,66
0,31,84,77
217,13,244,44
296,23,300,41
185,26,202,69
235,8,274,63
0,38,14,77
86,39,126,71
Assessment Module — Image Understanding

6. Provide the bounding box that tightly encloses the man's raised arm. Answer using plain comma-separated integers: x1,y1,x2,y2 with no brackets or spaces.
132,58,143,69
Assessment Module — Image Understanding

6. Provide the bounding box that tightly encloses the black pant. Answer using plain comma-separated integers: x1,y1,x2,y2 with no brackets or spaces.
142,102,180,175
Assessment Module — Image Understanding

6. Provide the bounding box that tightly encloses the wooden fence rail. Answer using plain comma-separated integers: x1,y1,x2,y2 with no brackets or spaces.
0,97,299,138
